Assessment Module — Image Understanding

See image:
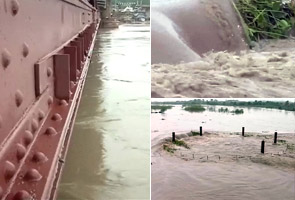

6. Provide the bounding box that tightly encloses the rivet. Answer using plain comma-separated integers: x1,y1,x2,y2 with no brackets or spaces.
59,99,68,106
51,113,62,121
23,130,33,146
11,0,20,16
31,119,38,133
38,110,45,121
0,186,3,198
16,143,26,161
4,161,16,180
32,152,48,163
0,115,3,128
15,90,23,107
47,67,52,77
2,48,11,69
24,169,42,181
22,43,29,57
70,81,75,89
13,190,32,200
45,127,57,136
48,96,53,106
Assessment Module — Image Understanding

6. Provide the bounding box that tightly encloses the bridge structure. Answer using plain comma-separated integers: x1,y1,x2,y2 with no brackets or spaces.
0,0,101,199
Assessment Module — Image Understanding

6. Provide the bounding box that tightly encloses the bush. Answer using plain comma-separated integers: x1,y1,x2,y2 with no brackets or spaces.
235,0,294,41
183,105,206,112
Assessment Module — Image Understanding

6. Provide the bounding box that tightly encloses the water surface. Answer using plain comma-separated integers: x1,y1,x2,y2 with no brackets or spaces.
58,24,150,200
152,105,295,141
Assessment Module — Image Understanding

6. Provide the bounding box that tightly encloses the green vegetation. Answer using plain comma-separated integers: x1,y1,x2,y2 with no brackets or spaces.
151,105,173,113
163,144,176,153
286,143,295,151
218,107,229,113
173,140,190,149
153,99,295,112
235,0,294,42
278,139,287,144
217,107,244,114
183,105,206,112
191,131,200,136
231,109,244,114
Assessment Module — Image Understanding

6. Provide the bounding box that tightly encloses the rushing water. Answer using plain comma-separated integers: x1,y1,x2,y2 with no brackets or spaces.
152,105,295,141
57,24,150,200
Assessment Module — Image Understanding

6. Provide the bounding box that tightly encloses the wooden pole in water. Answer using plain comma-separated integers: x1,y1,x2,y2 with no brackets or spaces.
261,140,265,154
172,132,175,142
242,127,245,137
274,132,277,144
200,126,202,136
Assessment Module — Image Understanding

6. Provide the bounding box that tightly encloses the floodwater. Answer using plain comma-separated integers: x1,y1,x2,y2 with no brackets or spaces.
152,105,295,200
152,105,295,141
57,24,150,200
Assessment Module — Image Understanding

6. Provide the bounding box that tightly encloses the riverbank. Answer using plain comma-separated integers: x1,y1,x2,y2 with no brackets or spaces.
152,40,295,98
152,131,295,200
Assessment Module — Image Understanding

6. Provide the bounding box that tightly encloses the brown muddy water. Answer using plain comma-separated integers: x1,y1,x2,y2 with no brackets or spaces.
57,24,150,200
152,105,295,200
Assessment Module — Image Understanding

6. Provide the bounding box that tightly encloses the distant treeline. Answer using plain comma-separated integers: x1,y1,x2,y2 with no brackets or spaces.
152,99,295,112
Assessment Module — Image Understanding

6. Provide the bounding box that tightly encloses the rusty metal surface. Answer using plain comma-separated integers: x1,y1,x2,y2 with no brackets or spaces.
0,0,100,199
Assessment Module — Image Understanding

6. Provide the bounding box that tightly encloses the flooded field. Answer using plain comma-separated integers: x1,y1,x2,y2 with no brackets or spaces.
57,24,150,200
152,105,295,200
152,105,295,141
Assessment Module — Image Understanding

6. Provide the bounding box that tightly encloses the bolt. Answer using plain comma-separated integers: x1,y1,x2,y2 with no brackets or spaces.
22,42,29,57
24,169,42,181
51,113,62,121
31,119,38,133
59,99,68,106
0,186,3,198
4,161,16,180
16,143,26,161
47,67,52,77
0,114,2,128
32,152,48,163
2,48,11,69
11,0,20,16
15,90,24,107
13,190,32,200
70,81,75,89
48,96,53,106
23,130,33,146
38,110,45,121
45,127,57,136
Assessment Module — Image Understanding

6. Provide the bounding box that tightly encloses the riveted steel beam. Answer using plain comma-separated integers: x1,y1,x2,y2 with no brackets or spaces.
0,0,100,199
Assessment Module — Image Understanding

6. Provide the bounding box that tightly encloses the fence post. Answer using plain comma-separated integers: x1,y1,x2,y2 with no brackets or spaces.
200,126,202,136
274,132,277,144
261,140,265,154
172,132,175,142
242,127,245,137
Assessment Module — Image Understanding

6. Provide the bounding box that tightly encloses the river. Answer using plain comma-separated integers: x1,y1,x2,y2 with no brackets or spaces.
57,24,150,200
152,105,295,142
